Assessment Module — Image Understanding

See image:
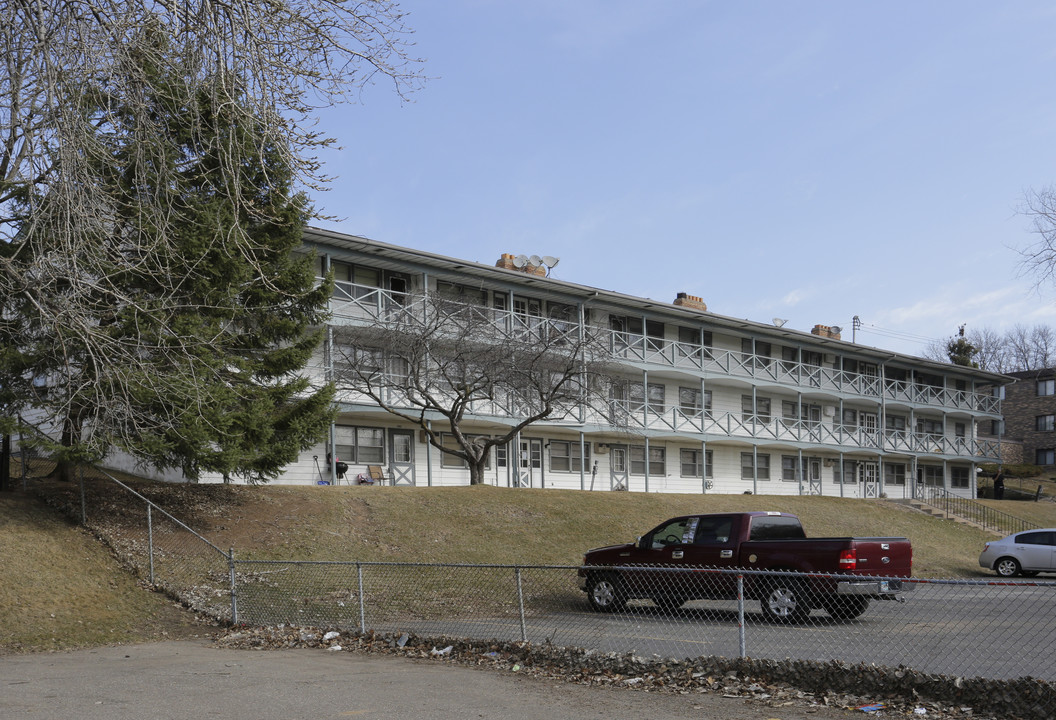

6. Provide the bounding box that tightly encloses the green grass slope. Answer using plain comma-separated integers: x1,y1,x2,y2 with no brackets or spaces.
7,477,1056,653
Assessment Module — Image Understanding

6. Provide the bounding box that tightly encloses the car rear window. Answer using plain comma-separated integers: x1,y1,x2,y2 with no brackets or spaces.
748,516,806,541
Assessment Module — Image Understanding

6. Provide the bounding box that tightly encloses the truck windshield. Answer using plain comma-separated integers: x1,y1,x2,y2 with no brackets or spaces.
748,516,806,541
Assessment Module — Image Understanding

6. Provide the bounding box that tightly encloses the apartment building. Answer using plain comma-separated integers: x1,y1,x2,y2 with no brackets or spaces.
231,226,1006,500
986,369,1056,470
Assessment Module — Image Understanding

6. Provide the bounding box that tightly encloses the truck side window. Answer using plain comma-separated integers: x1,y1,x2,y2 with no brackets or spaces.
649,518,696,549
748,516,806,541
694,518,732,544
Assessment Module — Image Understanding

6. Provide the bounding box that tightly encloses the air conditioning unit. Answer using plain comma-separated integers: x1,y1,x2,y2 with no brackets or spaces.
823,406,836,417
594,443,610,454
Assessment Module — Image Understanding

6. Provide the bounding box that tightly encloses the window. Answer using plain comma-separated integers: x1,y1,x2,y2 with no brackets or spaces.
1038,379,1055,397
741,338,772,367
741,395,771,423
781,455,807,482
951,466,970,488
549,440,591,472
440,434,491,469
1038,415,1055,432
839,408,858,431
917,418,943,437
833,460,858,485
919,465,944,486
680,448,713,478
884,463,906,486
622,382,665,413
955,422,966,438
886,415,907,433
678,387,711,417
740,452,770,480
991,419,1005,436
334,425,385,465
645,319,665,350
1037,449,1056,465
630,445,665,475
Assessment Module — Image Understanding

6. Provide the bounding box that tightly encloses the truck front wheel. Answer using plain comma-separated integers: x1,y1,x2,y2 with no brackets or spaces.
760,580,810,623
587,573,626,612
822,596,870,620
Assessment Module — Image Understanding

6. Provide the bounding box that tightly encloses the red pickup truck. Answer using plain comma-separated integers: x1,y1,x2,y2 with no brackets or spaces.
579,511,912,621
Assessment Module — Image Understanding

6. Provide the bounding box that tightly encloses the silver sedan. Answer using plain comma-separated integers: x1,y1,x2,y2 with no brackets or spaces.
979,529,1056,577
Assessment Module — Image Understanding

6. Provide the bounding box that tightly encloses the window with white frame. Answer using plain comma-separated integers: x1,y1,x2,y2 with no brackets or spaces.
1038,379,1055,397
740,452,770,480
1038,448,1056,465
630,445,665,475
549,440,591,472
1037,415,1055,432
950,466,970,488
884,463,906,485
680,448,712,478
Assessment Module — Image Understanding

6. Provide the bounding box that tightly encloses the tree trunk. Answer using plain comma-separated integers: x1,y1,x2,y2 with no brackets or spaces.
469,460,486,485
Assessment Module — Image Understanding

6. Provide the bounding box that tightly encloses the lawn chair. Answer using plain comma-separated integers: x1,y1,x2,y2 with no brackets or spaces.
366,465,387,486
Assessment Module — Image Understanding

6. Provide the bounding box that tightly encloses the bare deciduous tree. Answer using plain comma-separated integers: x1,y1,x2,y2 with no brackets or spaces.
1020,186,1056,290
331,297,620,485
0,1,422,471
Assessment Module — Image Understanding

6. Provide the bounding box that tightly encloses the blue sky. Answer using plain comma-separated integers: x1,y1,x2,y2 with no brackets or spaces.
312,1,1056,358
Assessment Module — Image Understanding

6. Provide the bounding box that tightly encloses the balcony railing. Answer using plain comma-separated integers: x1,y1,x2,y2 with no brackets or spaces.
324,280,1002,417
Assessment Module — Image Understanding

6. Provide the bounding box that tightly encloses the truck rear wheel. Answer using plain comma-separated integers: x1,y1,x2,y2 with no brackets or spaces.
760,580,810,623
587,573,626,612
822,596,870,620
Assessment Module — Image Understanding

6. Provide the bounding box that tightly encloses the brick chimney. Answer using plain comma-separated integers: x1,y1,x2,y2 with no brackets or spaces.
673,292,707,312
811,324,842,340
495,254,548,277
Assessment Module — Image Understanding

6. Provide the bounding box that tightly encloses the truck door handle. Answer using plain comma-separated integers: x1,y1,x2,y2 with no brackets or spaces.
672,550,684,559
720,550,733,559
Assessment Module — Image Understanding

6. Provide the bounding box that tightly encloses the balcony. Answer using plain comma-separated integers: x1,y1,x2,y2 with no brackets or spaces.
324,279,1002,417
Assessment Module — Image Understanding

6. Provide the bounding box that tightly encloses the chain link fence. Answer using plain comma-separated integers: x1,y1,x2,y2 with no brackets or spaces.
33,469,1056,715
232,559,1056,684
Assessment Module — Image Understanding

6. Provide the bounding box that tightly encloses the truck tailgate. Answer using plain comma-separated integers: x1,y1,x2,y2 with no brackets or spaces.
848,537,912,577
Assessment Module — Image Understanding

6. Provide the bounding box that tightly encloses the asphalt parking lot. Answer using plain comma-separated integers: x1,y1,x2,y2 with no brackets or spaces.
0,640,863,720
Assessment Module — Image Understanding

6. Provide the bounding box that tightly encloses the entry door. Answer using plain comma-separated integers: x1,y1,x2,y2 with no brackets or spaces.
861,461,879,498
516,438,542,488
610,445,629,491
388,430,415,486
808,458,822,495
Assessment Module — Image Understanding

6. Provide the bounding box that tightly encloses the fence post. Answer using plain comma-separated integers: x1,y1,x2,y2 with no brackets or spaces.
357,563,366,634
147,505,155,585
228,548,238,625
737,574,746,659
515,568,527,642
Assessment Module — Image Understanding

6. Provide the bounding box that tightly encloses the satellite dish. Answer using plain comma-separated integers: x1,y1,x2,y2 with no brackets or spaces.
513,255,528,268
541,256,560,269
772,318,788,328
529,255,543,266
831,326,843,334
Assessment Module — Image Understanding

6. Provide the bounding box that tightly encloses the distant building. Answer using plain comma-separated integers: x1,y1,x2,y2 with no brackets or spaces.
985,369,1056,470
109,227,1013,497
